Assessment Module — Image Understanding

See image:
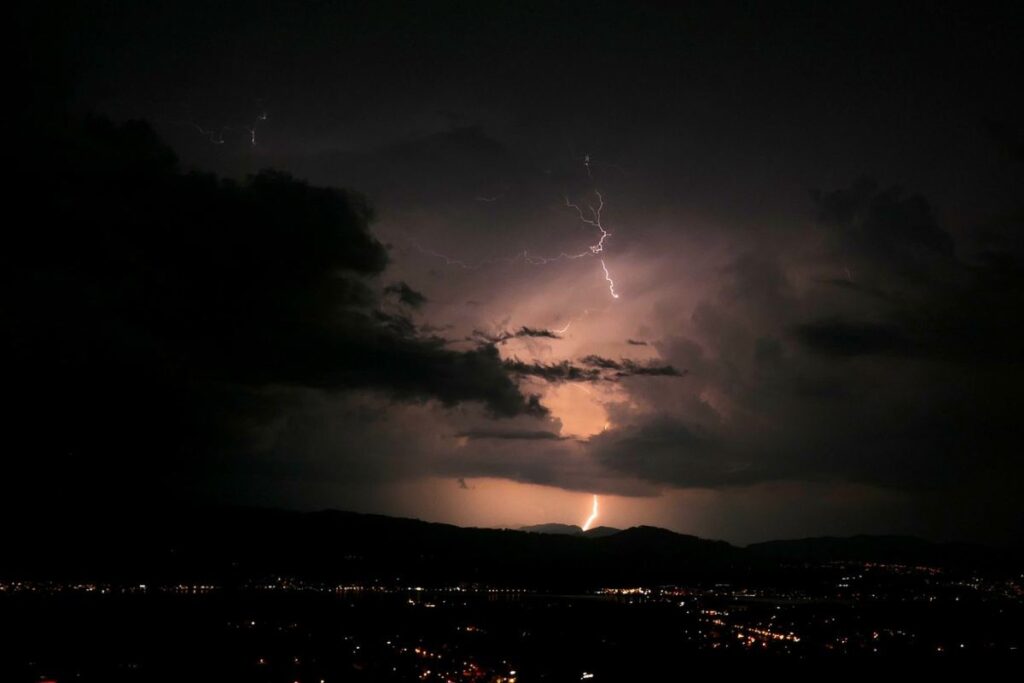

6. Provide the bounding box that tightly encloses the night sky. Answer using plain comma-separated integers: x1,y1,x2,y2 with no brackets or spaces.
11,1,1024,544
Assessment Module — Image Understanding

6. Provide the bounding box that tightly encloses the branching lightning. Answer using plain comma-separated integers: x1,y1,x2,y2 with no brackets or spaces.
409,148,624,298
582,494,599,531
414,185,621,298
563,191,611,255
564,189,619,298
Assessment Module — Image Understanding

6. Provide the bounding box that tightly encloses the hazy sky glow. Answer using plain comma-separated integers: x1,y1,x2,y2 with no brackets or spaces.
11,1,1023,544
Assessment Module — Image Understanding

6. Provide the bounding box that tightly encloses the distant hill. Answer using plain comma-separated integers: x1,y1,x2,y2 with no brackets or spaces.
520,524,622,538
583,526,621,538
747,534,1019,569
521,523,584,535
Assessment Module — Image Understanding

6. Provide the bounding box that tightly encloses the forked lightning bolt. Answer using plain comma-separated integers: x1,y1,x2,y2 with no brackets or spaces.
564,190,619,297
563,191,610,255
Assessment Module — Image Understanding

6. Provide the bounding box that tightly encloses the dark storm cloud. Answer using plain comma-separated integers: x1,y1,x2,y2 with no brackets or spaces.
802,180,1024,364
813,178,956,282
471,326,562,345
623,364,687,378
22,0,1024,541
384,281,428,308
504,356,684,383
455,429,570,442
578,355,685,378
578,355,621,370
4,116,546,507
504,359,602,383
793,320,920,357
590,417,757,489
587,179,1023,540
287,125,528,212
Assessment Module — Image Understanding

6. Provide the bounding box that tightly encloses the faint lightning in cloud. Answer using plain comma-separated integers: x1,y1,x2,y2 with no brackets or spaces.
245,111,268,146
410,242,593,271
189,122,227,144
169,108,267,147
551,305,608,336
412,158,622,299
582,494,599,531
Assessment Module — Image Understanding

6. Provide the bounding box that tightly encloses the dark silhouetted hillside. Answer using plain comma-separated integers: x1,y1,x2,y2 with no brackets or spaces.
747,534,1019,570
521,523,584,535
5,508,1019,588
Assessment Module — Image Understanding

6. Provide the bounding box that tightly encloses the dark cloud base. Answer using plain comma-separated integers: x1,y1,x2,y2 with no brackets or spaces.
505,355,684,383
4,116,545,509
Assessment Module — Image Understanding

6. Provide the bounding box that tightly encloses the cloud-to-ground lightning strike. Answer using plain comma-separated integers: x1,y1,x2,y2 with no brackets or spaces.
582,494,599,531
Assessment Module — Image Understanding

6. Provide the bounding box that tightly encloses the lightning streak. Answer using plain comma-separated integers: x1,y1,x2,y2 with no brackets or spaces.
245,111,268,146
564,190,619,296
582,494,599,531
551,305,607,336
171,109,267,147
414,158,622,299
410,242,593,271
189,122,227,144
600,259,619,299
